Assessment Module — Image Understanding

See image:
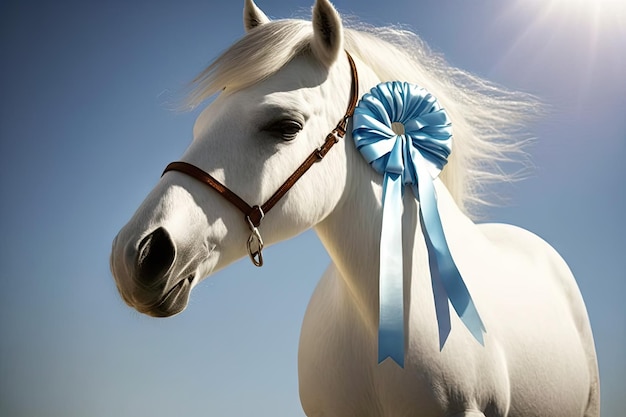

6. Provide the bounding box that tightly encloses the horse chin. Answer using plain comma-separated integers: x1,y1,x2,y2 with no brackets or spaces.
139,275,195,318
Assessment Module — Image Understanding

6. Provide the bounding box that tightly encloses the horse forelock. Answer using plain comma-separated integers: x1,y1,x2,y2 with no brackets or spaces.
186,20,313,107
186,18,540,216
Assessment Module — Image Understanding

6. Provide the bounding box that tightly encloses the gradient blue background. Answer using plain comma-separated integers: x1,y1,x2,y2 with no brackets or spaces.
1,0,624,415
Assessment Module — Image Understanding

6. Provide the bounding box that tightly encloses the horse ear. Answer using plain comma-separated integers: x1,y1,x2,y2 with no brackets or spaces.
244,0,270,32
311,0,344,66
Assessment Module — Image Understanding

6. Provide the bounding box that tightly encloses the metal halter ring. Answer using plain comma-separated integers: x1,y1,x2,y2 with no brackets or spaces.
246,214,264,267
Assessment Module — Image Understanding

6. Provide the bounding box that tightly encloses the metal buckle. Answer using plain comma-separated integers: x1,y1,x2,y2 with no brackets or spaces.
331,128,343,142
316,131,342,160
246,215,264,267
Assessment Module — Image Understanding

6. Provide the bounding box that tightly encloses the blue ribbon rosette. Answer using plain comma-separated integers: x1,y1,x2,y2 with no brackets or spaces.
352,81,485,367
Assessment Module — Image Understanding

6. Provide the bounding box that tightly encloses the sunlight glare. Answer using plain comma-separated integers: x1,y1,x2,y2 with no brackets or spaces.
497,0,625,107
524,0,626,31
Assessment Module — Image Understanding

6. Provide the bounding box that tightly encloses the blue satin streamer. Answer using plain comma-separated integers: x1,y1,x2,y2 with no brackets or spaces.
352,82,485,368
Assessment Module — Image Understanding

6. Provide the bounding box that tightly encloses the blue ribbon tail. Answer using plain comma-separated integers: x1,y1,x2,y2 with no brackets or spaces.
425,230,452,349
413,155,485,344
378,172,405,367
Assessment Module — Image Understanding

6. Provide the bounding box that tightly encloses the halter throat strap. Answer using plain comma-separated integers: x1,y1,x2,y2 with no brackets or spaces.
162,52,359,266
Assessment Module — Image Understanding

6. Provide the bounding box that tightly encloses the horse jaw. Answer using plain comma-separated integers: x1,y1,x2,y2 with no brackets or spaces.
243,0,270,32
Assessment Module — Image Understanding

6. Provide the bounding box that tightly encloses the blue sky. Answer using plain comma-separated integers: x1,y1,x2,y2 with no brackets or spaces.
1,0,624,416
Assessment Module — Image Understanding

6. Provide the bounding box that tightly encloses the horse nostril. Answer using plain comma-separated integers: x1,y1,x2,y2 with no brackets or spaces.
135,227,176,285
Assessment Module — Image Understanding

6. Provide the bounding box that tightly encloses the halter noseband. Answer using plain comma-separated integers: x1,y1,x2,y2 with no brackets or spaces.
163,52,359,266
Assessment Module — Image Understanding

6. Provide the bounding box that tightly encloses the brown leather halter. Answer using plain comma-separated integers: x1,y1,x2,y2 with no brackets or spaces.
163,52,359,266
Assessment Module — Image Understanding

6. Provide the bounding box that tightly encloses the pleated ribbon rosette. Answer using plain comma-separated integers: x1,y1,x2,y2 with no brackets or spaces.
352,81,485,367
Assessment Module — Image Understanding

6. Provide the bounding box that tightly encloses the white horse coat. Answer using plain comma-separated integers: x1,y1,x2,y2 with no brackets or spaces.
303,180,597,416
110,1,599,416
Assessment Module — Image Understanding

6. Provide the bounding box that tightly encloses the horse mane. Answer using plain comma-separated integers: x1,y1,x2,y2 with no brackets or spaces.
186,19,540,216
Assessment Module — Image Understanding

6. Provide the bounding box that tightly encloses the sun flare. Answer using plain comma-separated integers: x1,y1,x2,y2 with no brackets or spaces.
496,0,625,108
524,0,626,30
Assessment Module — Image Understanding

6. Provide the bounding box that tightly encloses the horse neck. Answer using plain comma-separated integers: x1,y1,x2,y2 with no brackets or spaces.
312,58,400,325
313,151,431,326
315,163,468,329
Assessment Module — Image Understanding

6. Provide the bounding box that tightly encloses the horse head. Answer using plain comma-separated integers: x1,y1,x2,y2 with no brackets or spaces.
110,0,367,317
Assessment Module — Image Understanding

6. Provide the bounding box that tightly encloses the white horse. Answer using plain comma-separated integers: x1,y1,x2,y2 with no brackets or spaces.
110,1,599,415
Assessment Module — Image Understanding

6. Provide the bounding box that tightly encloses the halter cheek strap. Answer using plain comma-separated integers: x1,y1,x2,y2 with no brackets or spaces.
163,52,359,266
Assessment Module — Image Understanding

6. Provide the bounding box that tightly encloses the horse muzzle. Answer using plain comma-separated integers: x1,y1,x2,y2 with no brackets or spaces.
111,226,201,317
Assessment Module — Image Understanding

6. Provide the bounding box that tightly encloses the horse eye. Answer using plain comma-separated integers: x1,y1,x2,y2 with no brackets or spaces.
264,119,303,141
